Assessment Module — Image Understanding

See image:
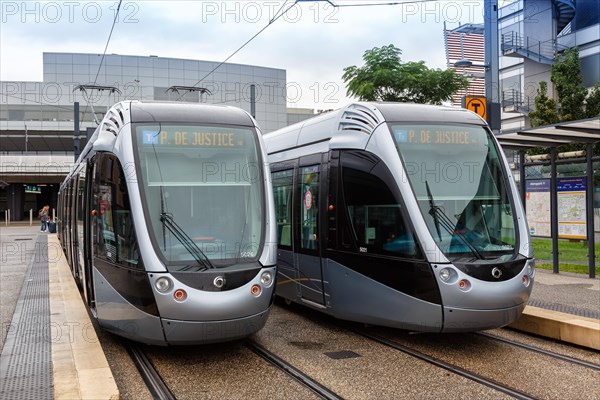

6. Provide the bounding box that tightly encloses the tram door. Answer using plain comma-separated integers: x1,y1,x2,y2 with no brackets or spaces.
272,169,296,301
296,164,325,306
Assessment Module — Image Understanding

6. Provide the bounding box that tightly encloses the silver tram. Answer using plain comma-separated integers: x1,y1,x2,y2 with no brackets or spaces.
58,101,277,345
264,102,534,332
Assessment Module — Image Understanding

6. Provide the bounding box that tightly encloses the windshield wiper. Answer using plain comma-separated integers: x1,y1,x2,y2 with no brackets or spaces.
426,181,442,241
425,181,484,260
160,212,215,270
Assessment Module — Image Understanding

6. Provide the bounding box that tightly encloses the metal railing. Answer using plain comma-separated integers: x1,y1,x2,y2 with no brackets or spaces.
3,208,56,226
502,89,532,114
501,32,567,64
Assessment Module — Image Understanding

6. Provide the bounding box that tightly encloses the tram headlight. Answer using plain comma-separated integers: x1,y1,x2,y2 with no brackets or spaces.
439,268,451,281
526,259,535,278
260,271,273,287
155,276,172,293
438,266,458,284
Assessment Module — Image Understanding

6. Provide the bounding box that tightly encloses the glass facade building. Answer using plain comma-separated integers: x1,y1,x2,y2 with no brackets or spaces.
499,0,600,131
0,52,288,220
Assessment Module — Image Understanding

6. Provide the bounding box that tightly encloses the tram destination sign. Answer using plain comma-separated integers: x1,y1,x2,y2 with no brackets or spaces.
393,128,477,145
142,130,245,147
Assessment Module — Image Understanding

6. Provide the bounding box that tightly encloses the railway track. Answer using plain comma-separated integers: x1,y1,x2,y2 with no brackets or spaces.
122,336,339,400
475,332,600,371
115,304,599,400
124,340,176,400
353,329,538,400
282,299,598,400
243,339,344,400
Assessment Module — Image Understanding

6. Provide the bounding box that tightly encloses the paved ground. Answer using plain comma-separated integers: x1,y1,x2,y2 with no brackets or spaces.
529,268,600,319
0,225,42,351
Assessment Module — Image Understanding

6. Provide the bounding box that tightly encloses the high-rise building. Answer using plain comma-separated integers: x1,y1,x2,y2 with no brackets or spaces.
0,52,288,220
444,23,486,106
499,0,600,131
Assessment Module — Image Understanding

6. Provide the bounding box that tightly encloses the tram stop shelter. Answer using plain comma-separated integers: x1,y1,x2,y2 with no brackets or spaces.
497,117,599,278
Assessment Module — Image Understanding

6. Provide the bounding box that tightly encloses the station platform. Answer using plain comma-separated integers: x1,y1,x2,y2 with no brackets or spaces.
0,225,598,399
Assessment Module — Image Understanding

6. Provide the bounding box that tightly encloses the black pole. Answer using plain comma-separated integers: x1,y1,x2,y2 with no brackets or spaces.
250,84,256,119
519,150,526,207
550,147,559,273
74,101,80,162
586,143,595,278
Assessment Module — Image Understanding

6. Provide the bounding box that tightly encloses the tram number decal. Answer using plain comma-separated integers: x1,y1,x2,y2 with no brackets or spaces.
359,247,367,253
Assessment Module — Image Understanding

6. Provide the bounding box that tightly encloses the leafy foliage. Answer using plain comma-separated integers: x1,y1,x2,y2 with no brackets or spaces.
551,47,588,121
342,44,469,105
585,82,600,118
527,48,599,156
528,81,559,127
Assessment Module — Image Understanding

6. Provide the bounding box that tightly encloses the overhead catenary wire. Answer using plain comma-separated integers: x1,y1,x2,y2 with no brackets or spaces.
80,0,123,125
329,0,438,7
177,0,458,103
176,0,300,101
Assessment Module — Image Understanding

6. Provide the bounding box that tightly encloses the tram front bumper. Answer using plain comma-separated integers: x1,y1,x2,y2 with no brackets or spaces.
160,307,272,345
441,302,527,332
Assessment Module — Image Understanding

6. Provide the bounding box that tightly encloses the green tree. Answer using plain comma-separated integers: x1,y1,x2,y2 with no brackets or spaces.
342,44,468,104
528,81,559,127
529,48,599,156
551,47,587,121
585,82,600,118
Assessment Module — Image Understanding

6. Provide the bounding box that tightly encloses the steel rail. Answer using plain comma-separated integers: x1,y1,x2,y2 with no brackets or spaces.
124,340,176,400
244,339,344,400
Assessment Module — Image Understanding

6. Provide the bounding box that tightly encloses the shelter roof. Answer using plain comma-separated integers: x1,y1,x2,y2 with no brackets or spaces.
497,117,600,149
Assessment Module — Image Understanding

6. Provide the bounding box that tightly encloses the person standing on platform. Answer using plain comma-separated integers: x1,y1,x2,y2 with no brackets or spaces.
39,205,49,232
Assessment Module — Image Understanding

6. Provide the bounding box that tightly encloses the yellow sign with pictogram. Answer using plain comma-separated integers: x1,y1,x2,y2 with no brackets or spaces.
465,96,487,119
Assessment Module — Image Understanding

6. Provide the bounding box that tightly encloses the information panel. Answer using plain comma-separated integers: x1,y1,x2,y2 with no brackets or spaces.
525,179,551,237
558,177,587,239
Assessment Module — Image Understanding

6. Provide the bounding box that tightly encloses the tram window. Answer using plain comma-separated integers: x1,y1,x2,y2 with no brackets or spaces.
272,169,294,247
77,176,85,224
94,154,140,268
300,165,319,251
341,151,418,258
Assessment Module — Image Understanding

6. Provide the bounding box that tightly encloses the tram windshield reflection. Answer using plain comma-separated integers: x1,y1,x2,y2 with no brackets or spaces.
134,124,264,269
392,124,517,260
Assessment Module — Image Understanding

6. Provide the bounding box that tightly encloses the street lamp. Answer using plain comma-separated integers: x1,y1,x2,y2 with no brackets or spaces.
453,59,489,70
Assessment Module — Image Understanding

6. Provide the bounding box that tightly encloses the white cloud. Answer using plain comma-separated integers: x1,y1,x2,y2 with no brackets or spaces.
1,0,486,108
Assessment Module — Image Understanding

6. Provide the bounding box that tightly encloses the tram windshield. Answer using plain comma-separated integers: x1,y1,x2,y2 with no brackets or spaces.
392,124,517,260
134,124,264,270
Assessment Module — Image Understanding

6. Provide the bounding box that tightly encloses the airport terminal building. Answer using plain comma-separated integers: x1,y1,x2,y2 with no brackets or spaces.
0,52,290,220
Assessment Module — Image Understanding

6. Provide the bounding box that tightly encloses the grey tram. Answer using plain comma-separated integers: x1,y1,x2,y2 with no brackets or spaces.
58,101,277,345
264,102,534,332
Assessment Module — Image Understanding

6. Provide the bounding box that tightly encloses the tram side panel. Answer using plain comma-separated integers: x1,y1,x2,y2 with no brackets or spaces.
59,100,281,344
272,149,445,331
266,102,533,333
89,151,167,344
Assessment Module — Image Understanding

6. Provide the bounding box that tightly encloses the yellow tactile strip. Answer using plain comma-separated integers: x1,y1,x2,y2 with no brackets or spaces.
47,235,119,399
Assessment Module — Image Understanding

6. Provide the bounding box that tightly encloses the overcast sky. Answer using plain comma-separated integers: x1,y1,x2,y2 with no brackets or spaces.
0,0,514,109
